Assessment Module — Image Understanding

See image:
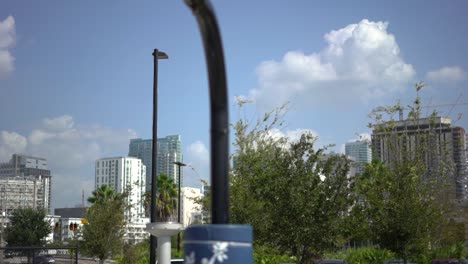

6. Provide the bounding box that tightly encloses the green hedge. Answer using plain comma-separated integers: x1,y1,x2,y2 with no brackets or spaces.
324,247,395,264
254,245,296,264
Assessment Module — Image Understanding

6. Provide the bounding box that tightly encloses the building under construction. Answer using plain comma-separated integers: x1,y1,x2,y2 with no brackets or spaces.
0,154,52,214
372,116,467,202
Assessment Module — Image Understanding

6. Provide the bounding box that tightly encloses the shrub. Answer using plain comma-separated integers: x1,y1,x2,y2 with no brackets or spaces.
324,247,395,264
254,244,296,264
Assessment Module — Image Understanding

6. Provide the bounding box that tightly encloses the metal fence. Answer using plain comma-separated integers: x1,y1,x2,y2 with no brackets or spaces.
0,246,78,264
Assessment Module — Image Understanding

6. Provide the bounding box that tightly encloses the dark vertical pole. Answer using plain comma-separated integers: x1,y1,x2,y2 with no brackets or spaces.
75,246,78,264
177,164,181,252
150,49,159,264
185,0,230,224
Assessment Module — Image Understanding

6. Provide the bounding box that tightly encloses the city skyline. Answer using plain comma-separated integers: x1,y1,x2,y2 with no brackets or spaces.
0,1,467,209
129,135,183,192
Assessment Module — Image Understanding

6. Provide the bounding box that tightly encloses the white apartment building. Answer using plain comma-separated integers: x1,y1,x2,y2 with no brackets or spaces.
95,157,148,244
181,187,203,227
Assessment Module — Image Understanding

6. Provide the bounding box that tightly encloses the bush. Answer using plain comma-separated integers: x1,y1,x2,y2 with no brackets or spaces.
429,242,466,260
254,244,295,264
324,247,395,264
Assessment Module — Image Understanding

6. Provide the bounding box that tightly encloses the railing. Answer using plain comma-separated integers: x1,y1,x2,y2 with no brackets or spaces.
0,246,78,264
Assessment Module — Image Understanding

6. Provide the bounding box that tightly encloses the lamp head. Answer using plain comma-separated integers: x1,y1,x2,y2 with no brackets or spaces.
152,50,169,59
173,161,186,167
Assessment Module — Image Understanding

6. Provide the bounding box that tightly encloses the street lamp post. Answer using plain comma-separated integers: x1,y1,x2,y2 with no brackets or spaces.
183,0,253,263
150,49,168,264
173,161,186,253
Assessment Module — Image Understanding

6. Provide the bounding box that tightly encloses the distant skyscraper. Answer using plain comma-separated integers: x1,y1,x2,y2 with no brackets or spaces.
128,135,183,192
95,156,148,244
372,117,467,201
345,139,372,175
0,154,52,213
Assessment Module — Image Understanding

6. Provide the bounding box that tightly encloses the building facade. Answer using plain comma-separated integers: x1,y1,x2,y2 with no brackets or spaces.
0,175,52,215
181,187,203,227
128,135,183,192
345,140,372,175
95,156,148,244
0,154,52,213
372,117,467,201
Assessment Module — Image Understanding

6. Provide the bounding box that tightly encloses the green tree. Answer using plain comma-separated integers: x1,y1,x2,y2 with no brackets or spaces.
355,160,444,261
231,105,354,263
82,186,127,264
350,83,457,261
4,208,51,246
87,184,123,204
155,174,178,222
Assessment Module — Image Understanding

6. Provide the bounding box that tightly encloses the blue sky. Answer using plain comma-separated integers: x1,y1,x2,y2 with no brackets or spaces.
1,0,467,209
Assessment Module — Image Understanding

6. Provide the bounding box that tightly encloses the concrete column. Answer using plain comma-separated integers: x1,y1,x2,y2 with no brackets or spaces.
158,236,171,264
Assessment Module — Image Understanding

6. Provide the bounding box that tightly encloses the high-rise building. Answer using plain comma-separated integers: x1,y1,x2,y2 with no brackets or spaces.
95,156,148,244
345,139,372,175
0,154,52,213
0,154,50,178
128,135,183,192
372,117,467,201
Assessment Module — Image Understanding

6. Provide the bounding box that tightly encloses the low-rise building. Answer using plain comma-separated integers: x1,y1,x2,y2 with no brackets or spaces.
181,187,203,227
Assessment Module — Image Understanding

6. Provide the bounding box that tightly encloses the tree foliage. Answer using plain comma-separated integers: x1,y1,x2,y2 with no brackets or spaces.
350,83,458,260
82,186,127,264
155,174,178,222
142,174,178,222
4,208,51,246
231,105,354,263
87,184,123,205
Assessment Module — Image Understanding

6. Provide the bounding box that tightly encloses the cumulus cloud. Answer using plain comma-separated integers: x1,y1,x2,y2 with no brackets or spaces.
248,19,415,110
0,131,27,160
0,115,138,209
0,16,15,78
426,66,466,84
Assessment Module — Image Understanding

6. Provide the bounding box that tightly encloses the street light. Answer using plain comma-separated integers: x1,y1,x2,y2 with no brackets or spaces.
150,49,168,264
173,161,186,253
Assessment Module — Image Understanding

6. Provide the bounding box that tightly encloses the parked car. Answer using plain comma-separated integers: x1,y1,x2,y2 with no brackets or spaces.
33,254,55,264
4,248,23,258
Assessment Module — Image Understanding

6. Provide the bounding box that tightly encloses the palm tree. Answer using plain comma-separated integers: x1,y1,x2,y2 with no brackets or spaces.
88,184,122,205
155,174,178,222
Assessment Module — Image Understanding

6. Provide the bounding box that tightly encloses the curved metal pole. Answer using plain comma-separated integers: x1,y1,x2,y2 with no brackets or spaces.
185,0,229,224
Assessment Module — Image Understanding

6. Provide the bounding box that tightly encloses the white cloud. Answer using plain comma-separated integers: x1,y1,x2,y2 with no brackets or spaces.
347,132,371,143
184,141,210,188
426,66,466,84
0,131,27,160
0,16,15,78
0,115,138,209
43,115,75,132
248,19,415,110
267,128,318,143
